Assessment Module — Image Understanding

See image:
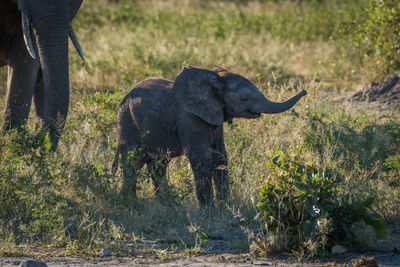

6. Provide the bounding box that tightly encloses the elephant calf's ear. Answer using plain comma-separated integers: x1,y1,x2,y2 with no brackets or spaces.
213,65,228,74
173,67,224,127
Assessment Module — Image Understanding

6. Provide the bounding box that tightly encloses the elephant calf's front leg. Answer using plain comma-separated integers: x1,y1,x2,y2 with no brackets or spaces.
212,152,230,202
212,128,230,202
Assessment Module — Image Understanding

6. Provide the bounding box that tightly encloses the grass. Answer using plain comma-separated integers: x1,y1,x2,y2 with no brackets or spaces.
0,0,399,260
65,0,373,92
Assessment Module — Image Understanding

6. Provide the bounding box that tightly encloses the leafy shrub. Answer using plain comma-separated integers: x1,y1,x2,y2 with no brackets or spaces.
354,0,400,77
256,150,385,258
303,109,400,223
0,129,68,243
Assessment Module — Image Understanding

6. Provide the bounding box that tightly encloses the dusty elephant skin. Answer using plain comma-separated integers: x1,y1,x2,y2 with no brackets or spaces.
0,0,84,150
113,66,307,207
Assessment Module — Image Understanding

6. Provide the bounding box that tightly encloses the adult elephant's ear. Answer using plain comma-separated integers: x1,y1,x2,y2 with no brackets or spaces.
69,0,83,20
173,66,224,127
69,0,85,60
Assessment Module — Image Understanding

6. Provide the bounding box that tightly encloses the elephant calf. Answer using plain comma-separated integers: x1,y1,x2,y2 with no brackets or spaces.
112,66,307,207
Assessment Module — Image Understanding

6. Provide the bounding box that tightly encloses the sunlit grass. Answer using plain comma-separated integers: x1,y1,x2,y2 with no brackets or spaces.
66,0,369,94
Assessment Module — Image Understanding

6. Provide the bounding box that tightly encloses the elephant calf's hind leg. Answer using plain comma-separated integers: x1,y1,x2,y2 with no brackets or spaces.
148,160,176,204
120,152,145,202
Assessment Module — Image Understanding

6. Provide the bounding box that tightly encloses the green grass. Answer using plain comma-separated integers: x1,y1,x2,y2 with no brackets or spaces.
0,0,399,259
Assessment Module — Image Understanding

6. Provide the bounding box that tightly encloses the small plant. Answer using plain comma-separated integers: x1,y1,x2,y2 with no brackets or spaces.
156,249,174,260
65,240,83,256
256,149,386,258
0,234,25,257
381,155,400,186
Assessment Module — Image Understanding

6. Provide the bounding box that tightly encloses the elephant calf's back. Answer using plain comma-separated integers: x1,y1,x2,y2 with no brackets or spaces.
117,78,182,157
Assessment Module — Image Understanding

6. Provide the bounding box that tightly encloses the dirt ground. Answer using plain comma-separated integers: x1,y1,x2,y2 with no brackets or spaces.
352,72,400,110
2,231,400,267
1,252,400,267
2,219,400,267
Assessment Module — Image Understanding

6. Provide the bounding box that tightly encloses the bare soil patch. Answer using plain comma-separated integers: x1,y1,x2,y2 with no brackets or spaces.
352,73,400,109
2,252,400,266
2,230,400,267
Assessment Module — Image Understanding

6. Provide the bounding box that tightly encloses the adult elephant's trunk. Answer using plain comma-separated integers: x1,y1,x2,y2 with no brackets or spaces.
255,90,307,114
34,16,70,149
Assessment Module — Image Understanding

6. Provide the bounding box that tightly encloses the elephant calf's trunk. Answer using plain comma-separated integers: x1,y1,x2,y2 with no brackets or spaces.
260,90,307,114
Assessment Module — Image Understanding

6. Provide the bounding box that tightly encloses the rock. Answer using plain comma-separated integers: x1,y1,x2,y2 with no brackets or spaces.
331,245,347,254
20,260,47,267
101,248,112,257
351,256,378,267
209,230,225,240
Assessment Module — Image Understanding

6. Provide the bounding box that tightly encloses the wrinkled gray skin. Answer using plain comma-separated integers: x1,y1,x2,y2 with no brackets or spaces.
113,66,307,207
0,0,84,150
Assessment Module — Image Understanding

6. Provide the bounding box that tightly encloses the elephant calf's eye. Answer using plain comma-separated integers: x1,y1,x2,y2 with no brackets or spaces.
240,97,249,102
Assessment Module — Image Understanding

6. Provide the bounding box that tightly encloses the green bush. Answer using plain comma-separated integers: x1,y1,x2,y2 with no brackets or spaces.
302,109,400,223
353,0,400,77
0,129,67,243
256,150,385,258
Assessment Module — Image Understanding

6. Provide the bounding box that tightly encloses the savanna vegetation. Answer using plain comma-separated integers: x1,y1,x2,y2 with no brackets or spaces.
0,0,399,260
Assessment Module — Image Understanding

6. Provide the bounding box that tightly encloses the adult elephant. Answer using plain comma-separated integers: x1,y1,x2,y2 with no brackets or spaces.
0,0,84,150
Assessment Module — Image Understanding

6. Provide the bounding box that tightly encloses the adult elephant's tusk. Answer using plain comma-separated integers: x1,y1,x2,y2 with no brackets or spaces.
21,11,36,59
69,25,84,61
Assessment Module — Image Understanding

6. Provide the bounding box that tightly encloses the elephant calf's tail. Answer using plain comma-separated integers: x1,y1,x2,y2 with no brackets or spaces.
112,148,120,176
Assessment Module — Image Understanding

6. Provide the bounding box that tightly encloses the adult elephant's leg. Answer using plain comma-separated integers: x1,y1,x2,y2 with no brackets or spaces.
212,128,230,202
3,39,40,131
